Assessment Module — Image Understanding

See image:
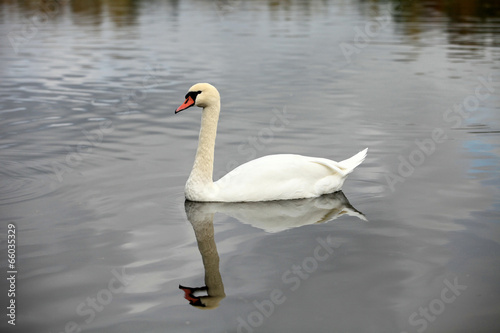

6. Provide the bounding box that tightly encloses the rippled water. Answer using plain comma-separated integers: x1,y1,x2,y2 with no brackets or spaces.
1,0,499,332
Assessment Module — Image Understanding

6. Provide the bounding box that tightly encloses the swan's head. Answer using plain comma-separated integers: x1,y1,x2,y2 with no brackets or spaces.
175,83,220,114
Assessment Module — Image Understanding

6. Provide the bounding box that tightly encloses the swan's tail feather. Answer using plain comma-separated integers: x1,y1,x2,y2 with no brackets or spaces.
338,148,368,173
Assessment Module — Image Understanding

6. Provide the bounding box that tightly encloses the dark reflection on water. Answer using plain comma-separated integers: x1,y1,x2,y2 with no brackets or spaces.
0,0,499,332
389,0,500,59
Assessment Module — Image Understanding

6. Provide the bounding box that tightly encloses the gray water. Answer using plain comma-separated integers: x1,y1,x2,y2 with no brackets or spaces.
1,0,500,332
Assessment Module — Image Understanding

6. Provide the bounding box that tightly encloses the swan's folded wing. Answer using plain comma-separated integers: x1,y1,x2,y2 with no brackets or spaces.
214,154,342,201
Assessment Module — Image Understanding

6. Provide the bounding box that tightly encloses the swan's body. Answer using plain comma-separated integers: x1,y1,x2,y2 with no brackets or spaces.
175,83,367,202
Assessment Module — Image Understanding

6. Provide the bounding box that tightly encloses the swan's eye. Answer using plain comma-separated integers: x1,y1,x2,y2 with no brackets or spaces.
185,91,202,101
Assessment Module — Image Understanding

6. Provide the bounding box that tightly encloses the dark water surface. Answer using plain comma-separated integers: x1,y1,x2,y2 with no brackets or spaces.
1,0,499,332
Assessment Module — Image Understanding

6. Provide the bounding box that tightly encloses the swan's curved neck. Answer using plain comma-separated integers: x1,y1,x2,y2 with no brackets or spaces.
188,102,220,186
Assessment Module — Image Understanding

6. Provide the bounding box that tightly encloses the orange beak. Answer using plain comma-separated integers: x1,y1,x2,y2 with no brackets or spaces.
175,95,195,114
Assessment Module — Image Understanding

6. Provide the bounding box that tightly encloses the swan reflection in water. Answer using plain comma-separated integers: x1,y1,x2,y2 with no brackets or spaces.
179,191,366,309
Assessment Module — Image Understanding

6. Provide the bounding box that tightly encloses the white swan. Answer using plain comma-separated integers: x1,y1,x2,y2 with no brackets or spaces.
175,83,367,202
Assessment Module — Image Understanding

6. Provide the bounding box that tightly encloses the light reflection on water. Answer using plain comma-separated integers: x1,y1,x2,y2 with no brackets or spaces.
0,0,499,332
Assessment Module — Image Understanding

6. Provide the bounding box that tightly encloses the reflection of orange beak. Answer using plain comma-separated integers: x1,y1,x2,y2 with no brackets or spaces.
179,285,206,307
175,96,195,114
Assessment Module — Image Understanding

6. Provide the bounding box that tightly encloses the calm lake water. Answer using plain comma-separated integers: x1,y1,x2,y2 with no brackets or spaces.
1,0,499,332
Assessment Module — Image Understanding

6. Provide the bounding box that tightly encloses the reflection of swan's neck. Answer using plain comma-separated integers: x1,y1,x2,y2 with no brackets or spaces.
185,202,225,308
188,103,220,187
191,213,225,300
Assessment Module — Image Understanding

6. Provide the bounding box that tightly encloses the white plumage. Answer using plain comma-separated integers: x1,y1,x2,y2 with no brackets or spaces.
175,83,367,202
